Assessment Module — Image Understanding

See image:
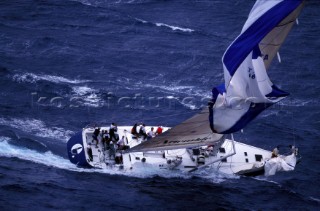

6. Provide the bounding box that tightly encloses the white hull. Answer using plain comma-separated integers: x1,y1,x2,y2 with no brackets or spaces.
67,126,297,176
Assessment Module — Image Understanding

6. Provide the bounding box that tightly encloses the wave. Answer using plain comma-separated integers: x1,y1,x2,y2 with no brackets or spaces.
11,72,104,108
0,118,74,142
71,86,104,108
250,176,320,204
116,79,211,110
12,72,90,84
278,99,316,107
143,83,210,110
137,82,211,98
251,176,282,186
71,0,150,7
260,110,280,118
72,0,93,6
135,18,195,33
155,23,194,33
309,197,320,203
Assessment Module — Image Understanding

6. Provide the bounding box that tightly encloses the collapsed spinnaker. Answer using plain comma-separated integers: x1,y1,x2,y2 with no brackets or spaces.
210,0,305,134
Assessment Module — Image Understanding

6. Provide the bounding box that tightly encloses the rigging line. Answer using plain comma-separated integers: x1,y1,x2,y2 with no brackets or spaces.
291,48,300,147
260,22,292,53
288,14,302,148
275,19,295,28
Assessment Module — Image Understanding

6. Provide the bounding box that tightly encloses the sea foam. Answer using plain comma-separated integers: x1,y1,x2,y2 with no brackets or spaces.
0,118,74,142
71,86,104,107
12,72,90,84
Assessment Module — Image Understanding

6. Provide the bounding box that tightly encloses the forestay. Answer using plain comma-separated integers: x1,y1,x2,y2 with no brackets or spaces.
128,108,224,153
210,0,305,134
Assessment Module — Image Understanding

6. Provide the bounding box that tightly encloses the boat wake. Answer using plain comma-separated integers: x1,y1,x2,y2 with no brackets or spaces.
0,137,79,170
0,117,74,142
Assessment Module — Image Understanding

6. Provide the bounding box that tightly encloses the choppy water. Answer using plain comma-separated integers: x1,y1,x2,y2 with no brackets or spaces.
0,0,319,210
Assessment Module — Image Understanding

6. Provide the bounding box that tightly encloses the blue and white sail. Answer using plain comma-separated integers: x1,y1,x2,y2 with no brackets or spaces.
210,0,305,134
129,0,305,153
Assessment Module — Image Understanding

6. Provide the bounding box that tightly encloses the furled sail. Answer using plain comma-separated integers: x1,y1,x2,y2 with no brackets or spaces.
210,0,305,134
128,108,224,153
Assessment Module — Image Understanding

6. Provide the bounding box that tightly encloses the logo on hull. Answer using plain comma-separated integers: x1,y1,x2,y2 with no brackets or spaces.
71,144,83,158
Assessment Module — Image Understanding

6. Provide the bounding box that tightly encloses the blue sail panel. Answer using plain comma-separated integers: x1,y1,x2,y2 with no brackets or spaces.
221,103,273,134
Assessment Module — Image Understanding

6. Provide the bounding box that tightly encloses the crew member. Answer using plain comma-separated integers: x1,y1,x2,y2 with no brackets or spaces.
131,123,138,137
92,127,100,148
117,136,125,150
156,126,163,135
139,123,147,140
147,127,155,139
271,146,279,158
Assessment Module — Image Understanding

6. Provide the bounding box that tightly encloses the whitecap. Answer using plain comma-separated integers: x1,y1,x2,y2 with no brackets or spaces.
70,0,92,6
309,197,320,203
135,17,148,24
166,96,175,99
144,83,211,98
134,17,194,33
179,101,198,110
12,72,90,84
260,110,279,118
250,176,282,187
155,22,194,33
71,86,104,108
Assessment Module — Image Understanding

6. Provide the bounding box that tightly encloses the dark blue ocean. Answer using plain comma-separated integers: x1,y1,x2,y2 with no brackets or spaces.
0,0,319,210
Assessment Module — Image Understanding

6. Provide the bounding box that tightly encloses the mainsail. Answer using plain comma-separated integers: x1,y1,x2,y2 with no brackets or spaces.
128,108,224,153
210,0,305,134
